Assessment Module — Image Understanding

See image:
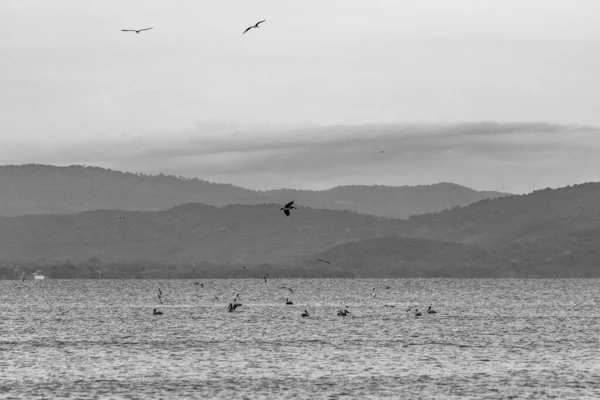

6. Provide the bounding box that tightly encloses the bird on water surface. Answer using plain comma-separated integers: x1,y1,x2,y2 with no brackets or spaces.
427,306,437,314
286,298,293,305
153,309,163,315
301,310,310,318
243,20,266,34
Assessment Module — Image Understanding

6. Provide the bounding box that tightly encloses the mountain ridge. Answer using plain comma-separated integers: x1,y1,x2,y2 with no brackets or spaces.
0,164,509,218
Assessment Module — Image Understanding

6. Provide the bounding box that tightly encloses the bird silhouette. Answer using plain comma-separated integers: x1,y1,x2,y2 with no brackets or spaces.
122,27,153,34
316,259,331,264
280,201,297,217
243,20,266,34
280,286,294,294
153,308,163,315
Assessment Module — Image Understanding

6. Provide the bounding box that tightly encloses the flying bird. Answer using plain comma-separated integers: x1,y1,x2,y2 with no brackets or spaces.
316,259,331,265
122,27,153,34
280,201,298,217
280,286,294,294
243,20,266,34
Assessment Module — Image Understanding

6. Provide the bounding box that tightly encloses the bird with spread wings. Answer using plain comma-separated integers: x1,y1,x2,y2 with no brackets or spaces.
243,20,266,34
121,27,153,34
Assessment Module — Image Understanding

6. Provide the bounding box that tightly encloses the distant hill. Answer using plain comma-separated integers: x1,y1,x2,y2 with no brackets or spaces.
0,164,509,218
0,203,407,265
303,237,503,278
299,182,600,277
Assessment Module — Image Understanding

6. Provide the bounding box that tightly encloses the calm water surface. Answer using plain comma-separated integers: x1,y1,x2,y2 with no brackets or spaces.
1,279,600,399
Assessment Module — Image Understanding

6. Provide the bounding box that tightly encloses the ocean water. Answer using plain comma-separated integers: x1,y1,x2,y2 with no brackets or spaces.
1,278,600,399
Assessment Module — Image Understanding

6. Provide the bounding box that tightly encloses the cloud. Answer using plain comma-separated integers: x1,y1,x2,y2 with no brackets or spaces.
2,122,599,193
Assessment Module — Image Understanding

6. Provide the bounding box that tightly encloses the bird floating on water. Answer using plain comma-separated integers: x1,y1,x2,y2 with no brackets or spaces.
427,306,437,314
228,303,242,312
153,308,163,315
285,298,293,305
414,309,422,317
280,201,297,217
337,309,350,317
122,27,153,34
243,20,266,34
301,310,310,318
117,216,125,220
263,274,269,283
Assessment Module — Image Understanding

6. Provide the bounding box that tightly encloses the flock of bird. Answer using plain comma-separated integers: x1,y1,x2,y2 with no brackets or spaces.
116,20,435,319
121,19,267,36
150,281,437,319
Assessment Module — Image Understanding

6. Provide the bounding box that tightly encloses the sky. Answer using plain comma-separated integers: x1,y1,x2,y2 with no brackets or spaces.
1,0,600,193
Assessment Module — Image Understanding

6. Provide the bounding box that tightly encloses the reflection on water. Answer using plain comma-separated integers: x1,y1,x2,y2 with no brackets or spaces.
1,279,600,399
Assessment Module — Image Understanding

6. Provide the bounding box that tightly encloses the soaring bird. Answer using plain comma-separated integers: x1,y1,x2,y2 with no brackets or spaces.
280,201,297,217
316,259,331,265
243,20,266,34
280,286,294,294
121,27,153,34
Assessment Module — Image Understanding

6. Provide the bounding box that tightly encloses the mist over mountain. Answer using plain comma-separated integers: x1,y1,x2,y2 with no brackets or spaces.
0,203,407,266
1,165,599,278
0,164,508,218
301,182,600,277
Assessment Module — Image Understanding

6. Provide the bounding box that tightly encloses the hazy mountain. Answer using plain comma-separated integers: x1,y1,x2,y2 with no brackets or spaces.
304,237,503,278
0,203,407,265
2,173,598,278
0,164,509,218
300,182,600,277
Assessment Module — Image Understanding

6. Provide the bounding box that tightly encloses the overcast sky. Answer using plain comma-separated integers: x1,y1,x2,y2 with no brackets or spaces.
1,0,599,193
